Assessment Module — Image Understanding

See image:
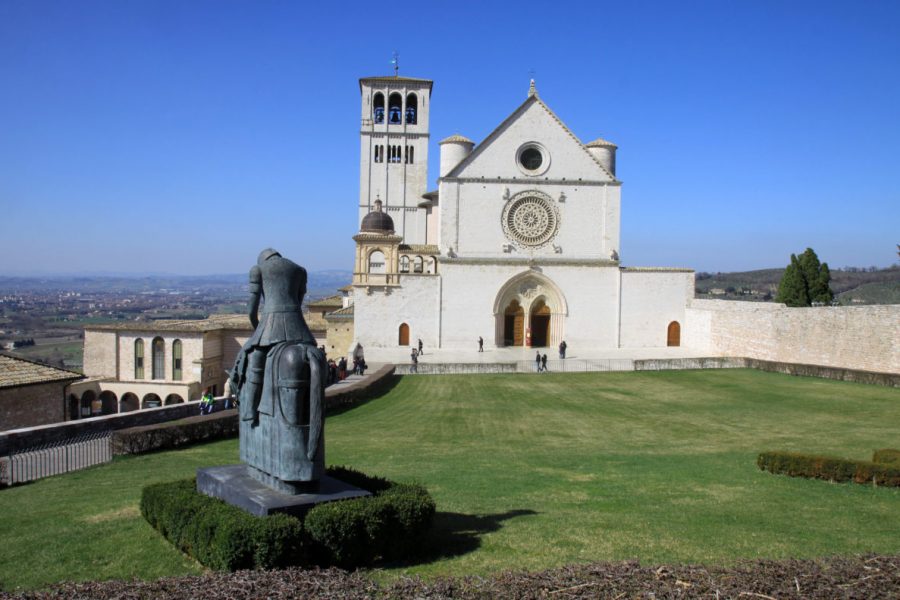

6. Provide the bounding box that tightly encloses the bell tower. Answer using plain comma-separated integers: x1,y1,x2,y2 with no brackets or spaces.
358,71,433,245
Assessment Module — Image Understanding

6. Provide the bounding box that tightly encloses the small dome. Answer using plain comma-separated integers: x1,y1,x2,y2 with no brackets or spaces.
586,137,618,149
440,134,474,145
360,200,394,233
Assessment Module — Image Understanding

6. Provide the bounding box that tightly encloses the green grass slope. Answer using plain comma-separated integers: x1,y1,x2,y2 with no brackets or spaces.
1,370,898,591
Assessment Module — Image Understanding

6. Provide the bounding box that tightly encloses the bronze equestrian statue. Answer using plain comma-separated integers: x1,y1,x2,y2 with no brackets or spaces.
229,249,326,493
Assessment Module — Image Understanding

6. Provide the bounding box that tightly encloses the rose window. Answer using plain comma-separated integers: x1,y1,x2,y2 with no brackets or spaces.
501,193,559,248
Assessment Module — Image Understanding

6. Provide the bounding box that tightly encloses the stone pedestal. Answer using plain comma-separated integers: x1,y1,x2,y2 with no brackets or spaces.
197,464,370,518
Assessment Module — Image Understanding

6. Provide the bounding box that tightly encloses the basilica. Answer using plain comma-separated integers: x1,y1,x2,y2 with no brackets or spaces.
344,74,694,351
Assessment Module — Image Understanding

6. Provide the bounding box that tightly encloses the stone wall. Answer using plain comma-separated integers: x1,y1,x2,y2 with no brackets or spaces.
685,300,900,374
83,330,118,378
0,382,68,431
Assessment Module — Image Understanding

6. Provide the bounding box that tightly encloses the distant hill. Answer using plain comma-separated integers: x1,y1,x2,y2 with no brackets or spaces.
695,266,900,305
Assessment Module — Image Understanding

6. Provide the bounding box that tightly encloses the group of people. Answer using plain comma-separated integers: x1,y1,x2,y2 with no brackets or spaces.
325,355,368,386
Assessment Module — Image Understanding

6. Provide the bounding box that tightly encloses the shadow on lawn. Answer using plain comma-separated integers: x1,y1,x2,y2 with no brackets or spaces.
416,509,539,562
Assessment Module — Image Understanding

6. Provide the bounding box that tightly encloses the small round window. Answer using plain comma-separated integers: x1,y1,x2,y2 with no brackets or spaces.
516,143,549,176
519,147,543,170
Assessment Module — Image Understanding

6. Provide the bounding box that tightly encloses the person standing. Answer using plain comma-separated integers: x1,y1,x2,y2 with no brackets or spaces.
478,336,484,352
541,353,548,372
418,338,424,355
535,351,542,372
559,340,567,359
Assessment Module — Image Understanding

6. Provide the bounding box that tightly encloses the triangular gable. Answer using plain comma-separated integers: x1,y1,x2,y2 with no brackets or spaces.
443,93,617,182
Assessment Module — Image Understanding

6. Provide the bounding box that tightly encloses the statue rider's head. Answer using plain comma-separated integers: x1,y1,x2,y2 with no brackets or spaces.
257,248,281,265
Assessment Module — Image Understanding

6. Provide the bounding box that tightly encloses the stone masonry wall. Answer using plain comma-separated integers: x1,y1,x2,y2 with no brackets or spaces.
0,382,68,431
685,300,900,374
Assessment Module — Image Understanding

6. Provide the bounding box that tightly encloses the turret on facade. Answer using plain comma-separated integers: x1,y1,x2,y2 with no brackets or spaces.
439,134,475,178
585,137,617,177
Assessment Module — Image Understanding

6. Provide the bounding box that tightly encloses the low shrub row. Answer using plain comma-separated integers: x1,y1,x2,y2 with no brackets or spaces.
113,411,238,455
140,466,434,571
757,451,900,487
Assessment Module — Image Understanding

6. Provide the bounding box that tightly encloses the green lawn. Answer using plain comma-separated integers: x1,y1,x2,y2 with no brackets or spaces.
1,369,898,591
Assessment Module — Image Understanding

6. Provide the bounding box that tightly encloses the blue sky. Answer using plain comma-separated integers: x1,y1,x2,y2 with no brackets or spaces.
1,0,898,275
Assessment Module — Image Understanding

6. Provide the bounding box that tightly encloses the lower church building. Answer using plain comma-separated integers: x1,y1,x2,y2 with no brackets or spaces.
345,75,693,352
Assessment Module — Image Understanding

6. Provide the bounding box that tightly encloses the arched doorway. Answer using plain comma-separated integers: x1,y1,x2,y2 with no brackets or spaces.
398,323,410,346
530,299,551,347
120,393,139,413
68,394,79,420
667,321,681,347
80,390,95,418
494,271,568,348
164,393,184,405
142,393,162,409
99,391,118,415
503,300,525,346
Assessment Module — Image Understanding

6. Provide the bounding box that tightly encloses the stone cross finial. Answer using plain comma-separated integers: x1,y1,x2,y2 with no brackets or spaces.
528,78,537,97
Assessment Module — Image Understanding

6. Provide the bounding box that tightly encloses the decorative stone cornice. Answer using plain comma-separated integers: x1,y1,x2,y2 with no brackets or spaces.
441,256,620,267
620,267,695,273
441,177,621,187
352,232,403,243
360,131,430,139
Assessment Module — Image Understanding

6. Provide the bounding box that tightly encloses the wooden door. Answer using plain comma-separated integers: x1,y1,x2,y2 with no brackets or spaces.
398,323,410,346
667,321,681,347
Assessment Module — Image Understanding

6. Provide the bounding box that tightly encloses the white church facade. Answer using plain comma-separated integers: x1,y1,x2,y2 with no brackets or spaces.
348,74,694,351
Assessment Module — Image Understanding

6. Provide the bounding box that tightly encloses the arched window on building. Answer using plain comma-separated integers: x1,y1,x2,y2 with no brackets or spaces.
134,339,145,379
368,250,386,274
400,255,410,273
405,93,417,124
404,145,415,164
152,337,164,380
413,255,424,273
373,92,385,123
172,339,183,380
667,321,681,347
388,92,402,124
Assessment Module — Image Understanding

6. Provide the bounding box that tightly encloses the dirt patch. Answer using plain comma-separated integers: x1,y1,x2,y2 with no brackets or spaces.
79,505,140,524
3,555,898,599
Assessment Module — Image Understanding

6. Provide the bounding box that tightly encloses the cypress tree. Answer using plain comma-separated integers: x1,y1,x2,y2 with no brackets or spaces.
776,255,809,306
775,248,832,306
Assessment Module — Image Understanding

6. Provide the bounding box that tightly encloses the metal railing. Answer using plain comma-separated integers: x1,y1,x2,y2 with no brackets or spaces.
4,431,112,485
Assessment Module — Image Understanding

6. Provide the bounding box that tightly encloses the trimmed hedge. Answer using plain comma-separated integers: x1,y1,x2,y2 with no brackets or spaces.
140,466,434,571
757,451,900,487
873,448,900,466
113,410,238,455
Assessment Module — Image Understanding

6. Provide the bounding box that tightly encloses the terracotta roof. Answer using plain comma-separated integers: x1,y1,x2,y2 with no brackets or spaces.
85,314,253,333
586,137,618,149
439,134,474,144
399,244,440,254
0,354,83,389
325,305,355,320
308,294,343,308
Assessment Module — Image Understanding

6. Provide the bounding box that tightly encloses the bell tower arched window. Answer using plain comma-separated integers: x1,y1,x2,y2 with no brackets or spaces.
405,93,417,124
368,250,386,274
373,92,385,124
388,92,402,124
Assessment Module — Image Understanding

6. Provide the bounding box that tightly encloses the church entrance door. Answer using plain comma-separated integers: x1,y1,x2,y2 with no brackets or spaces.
530,299,551,347
503,300,524,346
